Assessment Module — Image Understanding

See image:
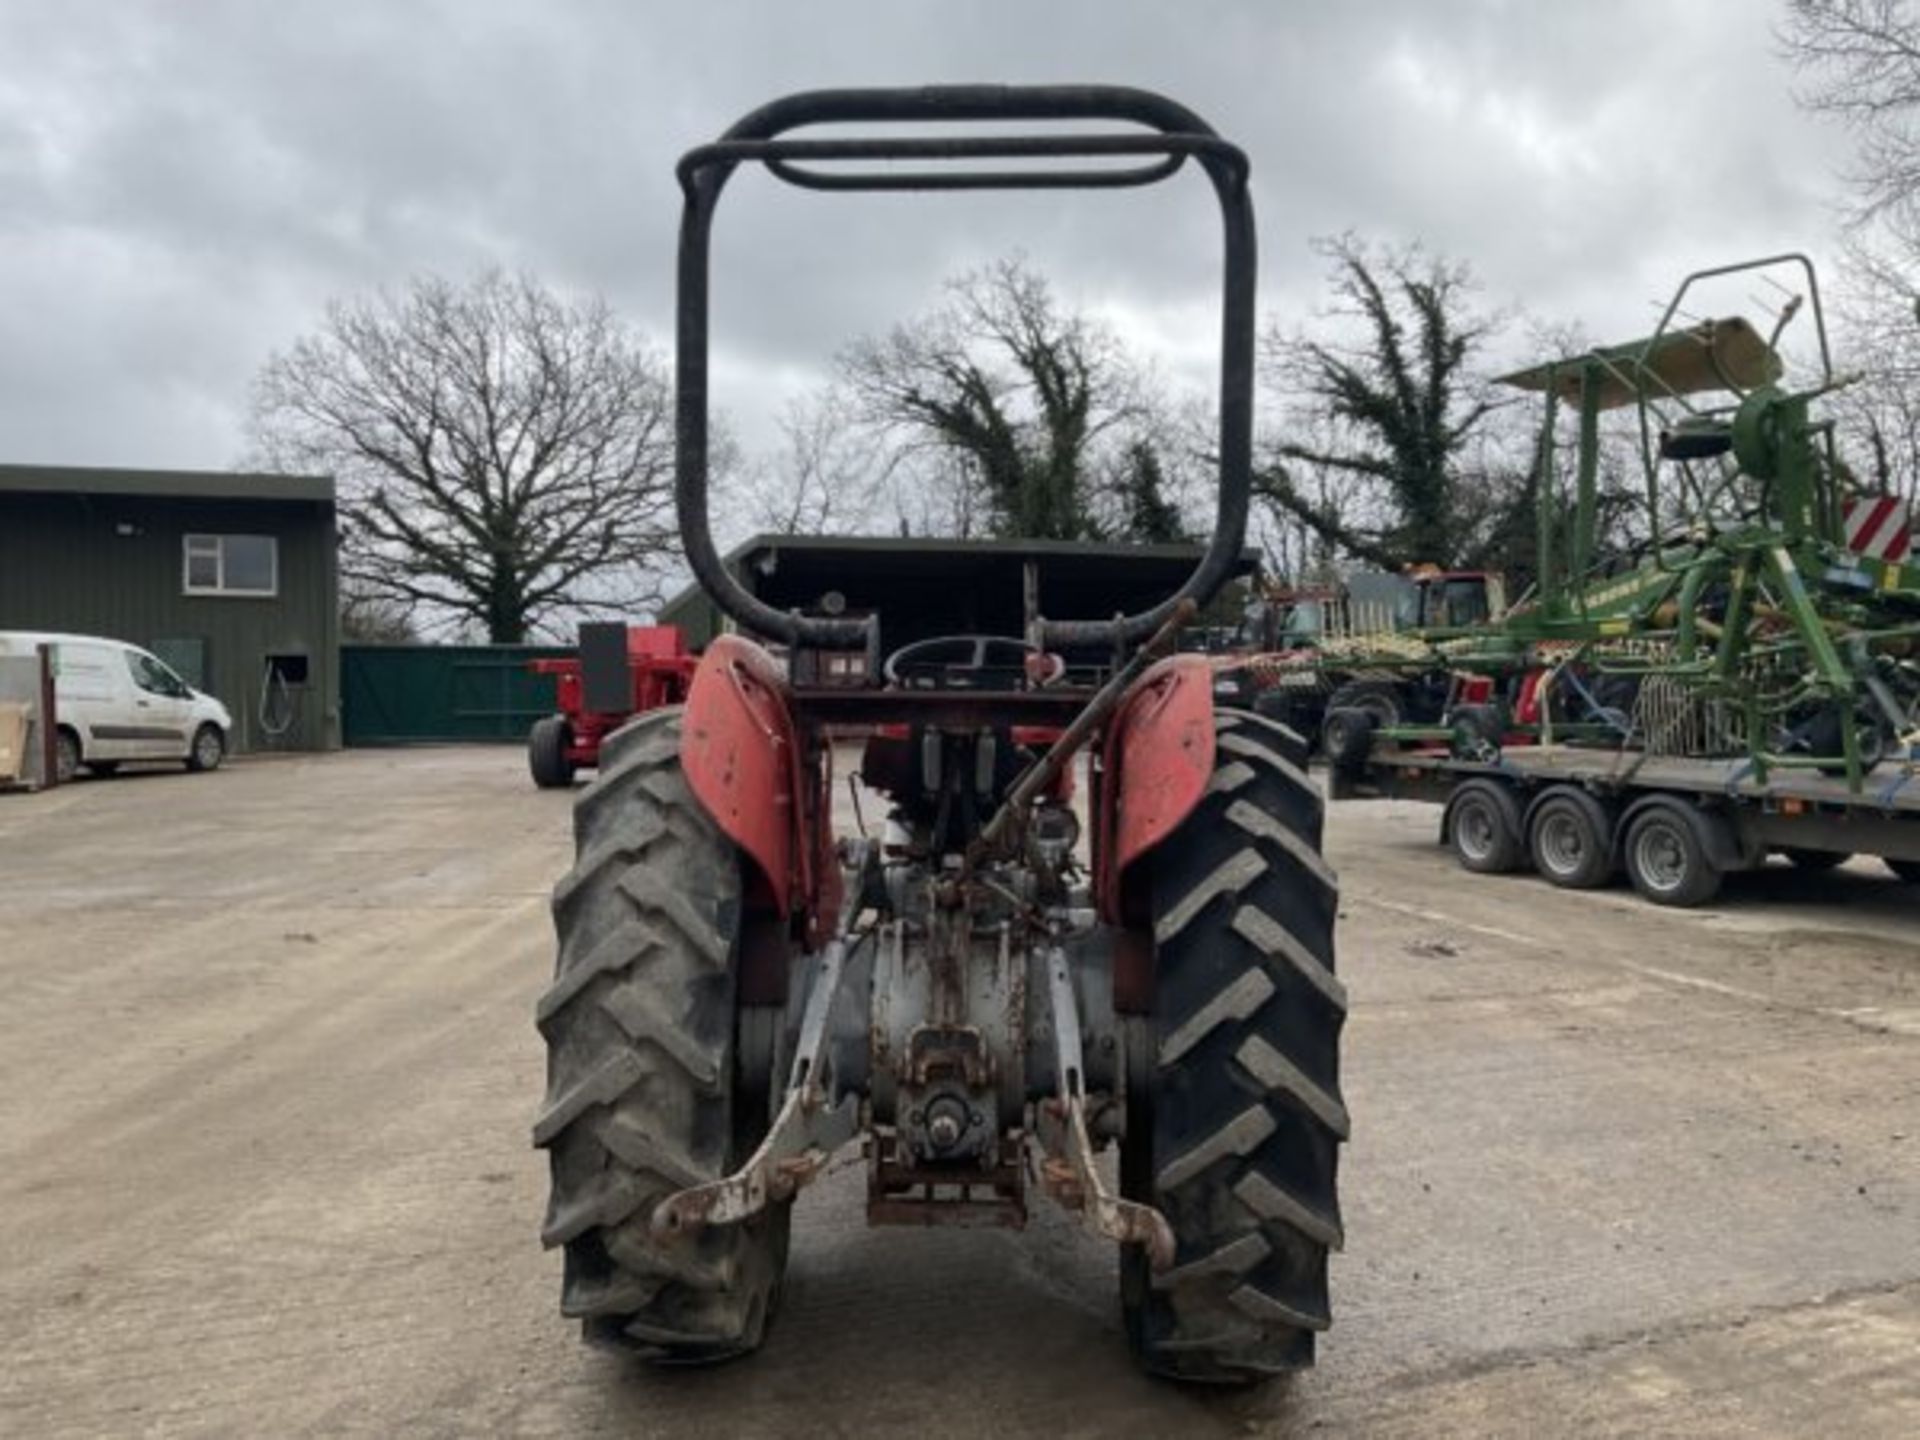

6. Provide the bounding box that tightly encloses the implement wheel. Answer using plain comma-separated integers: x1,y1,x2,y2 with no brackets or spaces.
1122,709,1347,1383
529,715,576,789
1321,708,1376,772
533,708,788,1360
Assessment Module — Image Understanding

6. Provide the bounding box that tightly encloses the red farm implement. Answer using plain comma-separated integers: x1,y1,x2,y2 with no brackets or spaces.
526,622,696,788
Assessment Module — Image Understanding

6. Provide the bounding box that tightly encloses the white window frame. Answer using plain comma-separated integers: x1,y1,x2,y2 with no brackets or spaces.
183,533,278,598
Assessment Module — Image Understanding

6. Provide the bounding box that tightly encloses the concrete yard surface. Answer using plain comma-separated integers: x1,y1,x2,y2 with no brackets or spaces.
1,746,1917,1437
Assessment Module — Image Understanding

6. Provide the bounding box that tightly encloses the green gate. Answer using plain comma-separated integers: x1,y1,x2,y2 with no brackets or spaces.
341,644,570,745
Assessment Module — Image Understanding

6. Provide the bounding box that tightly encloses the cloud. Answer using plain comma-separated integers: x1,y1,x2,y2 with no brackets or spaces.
0,0,1859,473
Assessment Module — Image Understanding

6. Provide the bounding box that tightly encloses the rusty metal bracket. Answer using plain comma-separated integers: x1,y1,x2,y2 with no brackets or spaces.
653,846,870,1235
1035,946,1175,1268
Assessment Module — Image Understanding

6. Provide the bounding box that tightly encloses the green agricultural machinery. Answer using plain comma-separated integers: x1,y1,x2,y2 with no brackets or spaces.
1326,254,1920,792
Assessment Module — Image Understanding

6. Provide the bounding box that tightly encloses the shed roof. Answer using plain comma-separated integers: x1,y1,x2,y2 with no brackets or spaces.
0,463,334,504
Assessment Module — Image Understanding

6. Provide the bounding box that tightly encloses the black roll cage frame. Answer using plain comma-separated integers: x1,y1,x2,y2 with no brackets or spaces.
673,84,1258,656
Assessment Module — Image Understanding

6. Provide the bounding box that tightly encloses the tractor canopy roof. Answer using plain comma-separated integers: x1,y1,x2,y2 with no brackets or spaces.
1496,316,1782,411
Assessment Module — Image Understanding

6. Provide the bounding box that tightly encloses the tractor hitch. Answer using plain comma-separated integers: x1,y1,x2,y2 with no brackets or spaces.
651,850,872,1236
1034,946,1176,1269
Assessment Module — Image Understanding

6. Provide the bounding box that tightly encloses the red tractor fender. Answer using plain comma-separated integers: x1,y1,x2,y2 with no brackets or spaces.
679,634,816,923
1094,653,1217,924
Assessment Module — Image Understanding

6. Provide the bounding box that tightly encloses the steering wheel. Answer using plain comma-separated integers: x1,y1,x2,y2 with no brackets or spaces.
882,635,1065,690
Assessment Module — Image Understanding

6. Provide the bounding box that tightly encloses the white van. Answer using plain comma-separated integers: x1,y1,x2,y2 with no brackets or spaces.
0,632,233,781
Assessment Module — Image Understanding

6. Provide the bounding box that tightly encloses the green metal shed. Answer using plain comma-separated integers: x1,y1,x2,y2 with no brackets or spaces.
0,463,341,753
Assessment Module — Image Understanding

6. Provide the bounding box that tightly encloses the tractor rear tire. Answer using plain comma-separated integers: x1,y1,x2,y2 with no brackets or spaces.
533,708,789,1362
1122,709,1346,1383
529,715,576,789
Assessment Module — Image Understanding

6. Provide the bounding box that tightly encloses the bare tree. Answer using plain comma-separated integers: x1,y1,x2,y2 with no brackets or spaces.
1255,235,1512,571
838,257,1177,541
252,270,676,642
1779,2,1920,503
741,391,888,536
1828,304,1920,505
1781,0,1920,228
338,578,418,644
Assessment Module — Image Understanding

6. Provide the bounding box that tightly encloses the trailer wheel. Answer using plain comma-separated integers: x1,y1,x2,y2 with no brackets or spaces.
1886,858,1920,884
1622,801,1723,907
1122,709,1346,1383
1527,787,1615,890
529,715,576,789
534,708,789,1362
1446,780,1525,873
1782,848,1850,871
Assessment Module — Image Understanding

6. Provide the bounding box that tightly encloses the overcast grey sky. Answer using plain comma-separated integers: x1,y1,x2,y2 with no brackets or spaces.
0,0,1856,474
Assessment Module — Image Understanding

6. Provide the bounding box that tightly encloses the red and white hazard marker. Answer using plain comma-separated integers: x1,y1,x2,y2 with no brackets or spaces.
1844,495,1912,563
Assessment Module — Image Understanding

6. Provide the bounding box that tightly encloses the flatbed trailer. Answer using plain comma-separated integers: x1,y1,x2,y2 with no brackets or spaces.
1331,742,1920,906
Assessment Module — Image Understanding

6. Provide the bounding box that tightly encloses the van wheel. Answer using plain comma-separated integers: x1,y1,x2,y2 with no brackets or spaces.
187,724,226,772
54,728,81,784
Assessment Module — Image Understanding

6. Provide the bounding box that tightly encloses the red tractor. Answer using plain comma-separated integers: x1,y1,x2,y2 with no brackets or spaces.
526,623,696,788
532,86,1346,1384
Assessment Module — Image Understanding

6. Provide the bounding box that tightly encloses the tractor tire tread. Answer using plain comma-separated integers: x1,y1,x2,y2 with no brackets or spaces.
534,706,786,1362
1126,709,1344,1384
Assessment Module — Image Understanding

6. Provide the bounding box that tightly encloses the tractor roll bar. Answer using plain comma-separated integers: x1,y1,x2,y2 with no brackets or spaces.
674,85,1257,652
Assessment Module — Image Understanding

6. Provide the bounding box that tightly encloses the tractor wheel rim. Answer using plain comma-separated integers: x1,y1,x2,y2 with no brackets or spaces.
1540,813,1585,875
1458,804,1495,861
1634,824,1686,892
